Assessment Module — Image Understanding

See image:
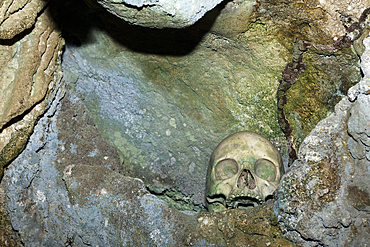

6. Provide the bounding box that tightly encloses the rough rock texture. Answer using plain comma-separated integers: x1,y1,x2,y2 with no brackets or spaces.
260,0,370,44
273,36,370,246
0,86,294,246
60,0,364,209
260,0,364,157
0,4,64,245
91,0,223,28
0,7,64,179
1,0,370,245
0,0,47,39
285,46,362,149
61,0,292,208
310,0,370,39
1,88,198,246
206,0,257,38
188,201,295,246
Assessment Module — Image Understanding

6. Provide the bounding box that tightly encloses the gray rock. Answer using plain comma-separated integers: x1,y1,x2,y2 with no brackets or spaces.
61,22,290,207
348,37,370,101
347,36,370,162
95,0,223,28
273,36,370,246
348,94,370,149
347,136,366,159
1,87,197,246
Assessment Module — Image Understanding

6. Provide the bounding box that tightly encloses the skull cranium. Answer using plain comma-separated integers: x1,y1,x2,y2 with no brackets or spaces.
206,131,284,212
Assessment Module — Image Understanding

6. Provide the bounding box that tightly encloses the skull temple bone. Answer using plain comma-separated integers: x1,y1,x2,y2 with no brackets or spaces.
206,131,284,212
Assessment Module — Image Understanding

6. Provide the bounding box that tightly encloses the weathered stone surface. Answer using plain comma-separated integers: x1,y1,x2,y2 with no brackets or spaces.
348,37,370,162
2,0,370,245
311,0,370,39
259,0,364,155
1,89,198,246
0,185,22,246
91,0,223,28
285,46,361,149
259,0,370,44
349,32,370,101
273,35,370,246
61,0,291,208
189,201,295,246
0,0,47,39
209,0,257,38
0,7,64,178
0,6,64,245
60,0,365,210
1,87,295,246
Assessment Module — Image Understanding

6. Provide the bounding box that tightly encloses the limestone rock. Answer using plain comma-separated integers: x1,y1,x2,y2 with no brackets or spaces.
61,3,290,207
258,0,364,154
90,0,223,28
2,0,370,245
60,0,364,209
347,36,370,161
312,0,369,39
273,35,370,246
0,88,296,246
348,35,370,101
1,89,197,246
0,8,64,179
0,4,64,245
285,46,361,149
209,0,257,38
348,95,370,150
0,0,47,39
260,0,370,44
188,202,295,246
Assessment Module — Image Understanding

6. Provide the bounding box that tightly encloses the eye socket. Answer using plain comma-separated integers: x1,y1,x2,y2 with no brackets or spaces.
254,159,276,181
215,159,238,180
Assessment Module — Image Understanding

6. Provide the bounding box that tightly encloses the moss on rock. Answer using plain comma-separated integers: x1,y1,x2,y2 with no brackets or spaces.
285,46,361,149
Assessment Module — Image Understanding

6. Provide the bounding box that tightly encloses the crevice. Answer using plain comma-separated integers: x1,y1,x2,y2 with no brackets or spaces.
277,7,370,166
277,39,308,166
147,186,206,212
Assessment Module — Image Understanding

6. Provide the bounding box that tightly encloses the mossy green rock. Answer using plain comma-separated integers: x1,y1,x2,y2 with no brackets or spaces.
62,12,289,207
285,47,362,149
61,0,363,209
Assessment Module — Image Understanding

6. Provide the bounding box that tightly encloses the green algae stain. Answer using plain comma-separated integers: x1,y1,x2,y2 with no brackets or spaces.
285,47,362,150
137,20,290,143
113,131,143,167
138,50,238,133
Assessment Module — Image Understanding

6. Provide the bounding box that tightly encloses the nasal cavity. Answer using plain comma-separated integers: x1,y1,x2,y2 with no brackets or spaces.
237,170,256,190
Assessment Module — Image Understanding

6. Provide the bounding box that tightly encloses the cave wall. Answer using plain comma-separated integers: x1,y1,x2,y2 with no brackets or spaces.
0,0,369,246
274,35,370,246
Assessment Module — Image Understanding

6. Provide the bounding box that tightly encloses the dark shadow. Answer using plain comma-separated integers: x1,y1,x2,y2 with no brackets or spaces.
0,27,33,46
51,0,95,47
53,0,229,56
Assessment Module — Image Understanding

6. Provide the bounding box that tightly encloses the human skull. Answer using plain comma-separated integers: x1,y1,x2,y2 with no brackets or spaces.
206,131,284,212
